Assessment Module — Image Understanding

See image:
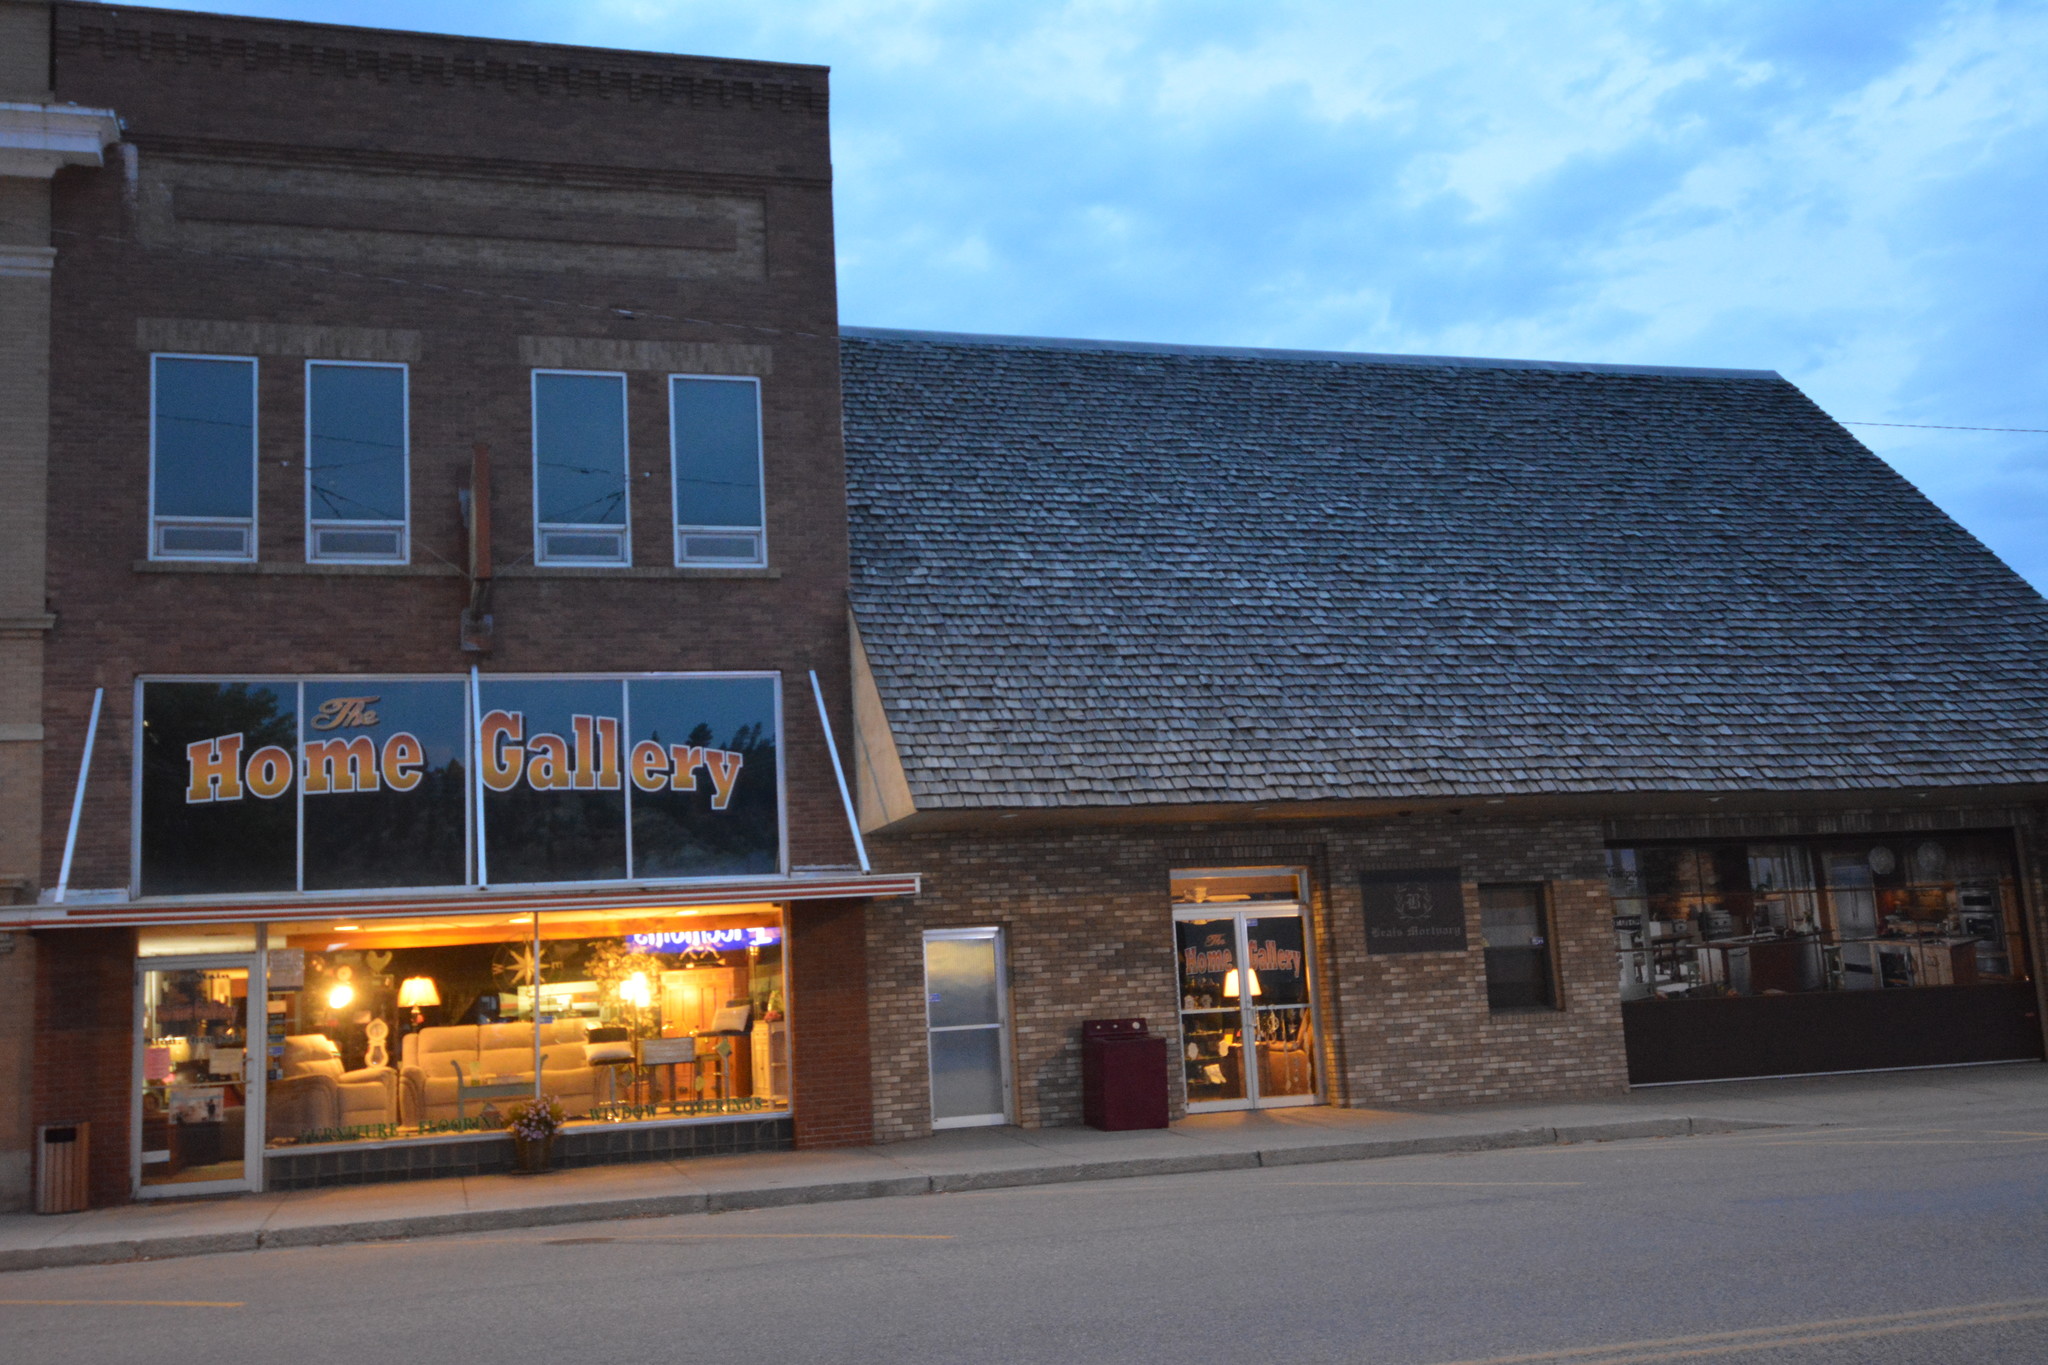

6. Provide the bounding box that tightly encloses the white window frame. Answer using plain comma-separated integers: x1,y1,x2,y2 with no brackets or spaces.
531,368,632,568
668,372,767,568
304,359,410,565
149,352,259,562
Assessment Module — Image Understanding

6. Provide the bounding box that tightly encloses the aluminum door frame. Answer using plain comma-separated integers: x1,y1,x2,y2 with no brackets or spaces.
1172,902,1323,1113
923,926,1014,1130
132,950,267,1198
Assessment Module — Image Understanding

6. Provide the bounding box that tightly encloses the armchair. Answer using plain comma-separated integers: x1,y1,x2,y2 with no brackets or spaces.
266,1034,398,1141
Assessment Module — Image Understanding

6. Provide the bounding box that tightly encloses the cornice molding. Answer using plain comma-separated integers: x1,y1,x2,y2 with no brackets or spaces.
58,21,827,117
0,101,120,179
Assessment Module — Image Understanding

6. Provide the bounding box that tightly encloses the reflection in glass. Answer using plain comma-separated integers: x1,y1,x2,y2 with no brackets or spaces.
1253,1005,1315,1099
931,1028,1007,1121
141,968,250,1188
926,938,1000,1029
153,356,255,519
1609,834,2032,1001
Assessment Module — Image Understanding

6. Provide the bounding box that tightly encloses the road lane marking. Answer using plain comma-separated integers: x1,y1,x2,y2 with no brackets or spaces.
538,1233,952,1242
1424,1297,2048,1364
0,1299,245,1308
1279,1181,1583,1187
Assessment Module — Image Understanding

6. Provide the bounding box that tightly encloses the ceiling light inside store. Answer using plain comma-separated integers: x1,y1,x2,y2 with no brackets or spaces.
327,983,355,1009
336,925,360,931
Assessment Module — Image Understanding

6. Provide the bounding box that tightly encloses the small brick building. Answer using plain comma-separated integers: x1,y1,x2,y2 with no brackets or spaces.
839,328,2048,1139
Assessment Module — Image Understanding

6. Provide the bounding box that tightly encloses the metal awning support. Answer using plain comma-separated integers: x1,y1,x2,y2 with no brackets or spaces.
810,668,870,873
53,687,103,905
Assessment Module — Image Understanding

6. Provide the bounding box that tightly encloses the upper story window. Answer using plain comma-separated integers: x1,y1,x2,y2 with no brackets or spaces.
532,369,630,566
671,374,766,566
150,354,257,560
306,360,409,563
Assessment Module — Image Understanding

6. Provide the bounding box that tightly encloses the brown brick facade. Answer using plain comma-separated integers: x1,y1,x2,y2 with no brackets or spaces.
32,928,136,1208
787,897,874,1148
20,7,882,1200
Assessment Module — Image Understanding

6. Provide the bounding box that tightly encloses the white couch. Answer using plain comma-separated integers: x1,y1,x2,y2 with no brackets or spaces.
399,1021,599,1125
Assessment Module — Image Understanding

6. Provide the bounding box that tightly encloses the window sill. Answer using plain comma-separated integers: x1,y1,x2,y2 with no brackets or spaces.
1488,1004,1565,1018
501,565,781,580
134,559,459,577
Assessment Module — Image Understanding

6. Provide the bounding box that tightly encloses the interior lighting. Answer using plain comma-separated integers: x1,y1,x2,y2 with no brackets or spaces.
326,982,355,1010
619,972,652,1009
1221,968,1262,999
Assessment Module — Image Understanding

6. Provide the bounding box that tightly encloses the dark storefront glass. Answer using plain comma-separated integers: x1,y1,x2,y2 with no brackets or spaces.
301,680,468,890
1610,833,2033,1001
139,680,298,896
479,678,630,884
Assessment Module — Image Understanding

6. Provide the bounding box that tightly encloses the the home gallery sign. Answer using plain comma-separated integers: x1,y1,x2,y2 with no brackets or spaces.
1360,867,1468,954
137,674,781,897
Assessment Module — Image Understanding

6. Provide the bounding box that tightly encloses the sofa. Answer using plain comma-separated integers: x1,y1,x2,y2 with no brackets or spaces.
266,1034,398,1141
400,1021,599,1125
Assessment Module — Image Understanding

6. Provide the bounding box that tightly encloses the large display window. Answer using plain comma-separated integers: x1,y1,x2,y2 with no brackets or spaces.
257,904,789,1149
1609,834,2032,1001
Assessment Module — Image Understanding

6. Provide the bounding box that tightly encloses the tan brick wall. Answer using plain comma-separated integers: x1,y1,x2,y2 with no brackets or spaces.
863,813,1631,1143
864,802,2048,1141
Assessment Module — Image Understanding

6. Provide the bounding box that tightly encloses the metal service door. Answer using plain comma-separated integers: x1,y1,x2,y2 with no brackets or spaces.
136,955,264,1197
924,928,1012,1129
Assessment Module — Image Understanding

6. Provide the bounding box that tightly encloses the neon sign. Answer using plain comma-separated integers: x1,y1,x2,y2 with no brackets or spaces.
628,927,782,953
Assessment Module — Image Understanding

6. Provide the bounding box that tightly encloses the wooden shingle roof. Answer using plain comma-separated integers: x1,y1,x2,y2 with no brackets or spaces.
842,327,2048,810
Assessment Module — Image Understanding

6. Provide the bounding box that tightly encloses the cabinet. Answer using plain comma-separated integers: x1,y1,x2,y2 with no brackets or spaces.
750,1020,788,1103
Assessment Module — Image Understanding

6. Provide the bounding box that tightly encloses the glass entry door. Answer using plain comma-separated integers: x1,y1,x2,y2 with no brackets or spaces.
138,956,262,1196
924,928,1011,1129
1174,881,1319,1112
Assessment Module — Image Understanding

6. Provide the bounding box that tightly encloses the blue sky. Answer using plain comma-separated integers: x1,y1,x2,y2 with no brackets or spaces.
124,0,2048,591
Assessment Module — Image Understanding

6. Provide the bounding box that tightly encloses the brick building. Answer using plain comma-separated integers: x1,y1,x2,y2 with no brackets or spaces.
0,2,910,1210
839,328,2048,1138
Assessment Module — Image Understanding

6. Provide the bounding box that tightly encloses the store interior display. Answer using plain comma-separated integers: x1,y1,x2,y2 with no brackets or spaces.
1609,835,2031,1002
1172,868,1318,1108
255,905,790,1147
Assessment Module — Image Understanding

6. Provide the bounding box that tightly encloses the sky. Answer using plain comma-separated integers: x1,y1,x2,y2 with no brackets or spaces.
120,0,2048,592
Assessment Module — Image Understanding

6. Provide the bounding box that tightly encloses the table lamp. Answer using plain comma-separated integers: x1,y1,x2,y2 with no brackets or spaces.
398,976,440,1026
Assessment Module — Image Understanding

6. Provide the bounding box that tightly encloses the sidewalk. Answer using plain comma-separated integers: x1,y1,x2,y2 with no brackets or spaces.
4,1061,2039,1274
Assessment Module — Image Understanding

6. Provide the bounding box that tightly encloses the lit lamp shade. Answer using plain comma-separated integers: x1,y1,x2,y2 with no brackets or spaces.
1221,968,1262,999
397,977,441,1009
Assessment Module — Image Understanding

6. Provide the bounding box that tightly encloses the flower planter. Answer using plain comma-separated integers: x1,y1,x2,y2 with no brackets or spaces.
510,1133,555,1174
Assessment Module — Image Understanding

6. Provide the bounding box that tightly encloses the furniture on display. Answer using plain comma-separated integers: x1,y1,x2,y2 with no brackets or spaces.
1256,1023,1314,1097
750,1019,789,1102
398,1022,599,1124
265,1034,397,1141
636,1035,703,1108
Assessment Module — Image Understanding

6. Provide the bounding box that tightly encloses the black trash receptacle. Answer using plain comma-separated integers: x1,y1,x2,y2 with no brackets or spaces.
1081,1018,1169,1131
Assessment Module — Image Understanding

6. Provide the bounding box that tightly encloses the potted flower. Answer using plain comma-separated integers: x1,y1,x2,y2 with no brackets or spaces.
505,1094,565,1174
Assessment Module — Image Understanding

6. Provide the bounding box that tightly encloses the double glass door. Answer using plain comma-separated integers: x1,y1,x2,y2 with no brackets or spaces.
1174,906,1318,1111
138,956,263,1196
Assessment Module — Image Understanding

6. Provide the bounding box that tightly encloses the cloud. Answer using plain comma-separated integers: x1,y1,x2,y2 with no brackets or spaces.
114,0,2048,590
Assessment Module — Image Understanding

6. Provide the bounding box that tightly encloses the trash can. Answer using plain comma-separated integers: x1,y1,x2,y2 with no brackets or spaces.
36,1121,90,1215
1081,1018,1169,1131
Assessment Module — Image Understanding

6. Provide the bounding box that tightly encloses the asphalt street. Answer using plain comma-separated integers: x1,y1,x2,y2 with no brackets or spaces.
5,1100,2048,1364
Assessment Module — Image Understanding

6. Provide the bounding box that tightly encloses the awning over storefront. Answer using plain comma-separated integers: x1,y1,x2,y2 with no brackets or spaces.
3,872,919,929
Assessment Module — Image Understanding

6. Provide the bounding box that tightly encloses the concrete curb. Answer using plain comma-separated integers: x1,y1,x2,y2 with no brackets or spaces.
0,1114,1790,1274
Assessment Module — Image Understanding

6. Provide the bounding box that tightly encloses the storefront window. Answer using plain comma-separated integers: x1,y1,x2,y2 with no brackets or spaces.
1610,834,2031,1001
261,903,788,1148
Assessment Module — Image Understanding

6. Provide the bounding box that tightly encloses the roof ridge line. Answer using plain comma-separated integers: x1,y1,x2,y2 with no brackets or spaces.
839,325,1782,381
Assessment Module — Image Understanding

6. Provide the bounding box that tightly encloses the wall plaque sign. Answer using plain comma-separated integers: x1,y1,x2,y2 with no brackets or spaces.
1361,867,1468,954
